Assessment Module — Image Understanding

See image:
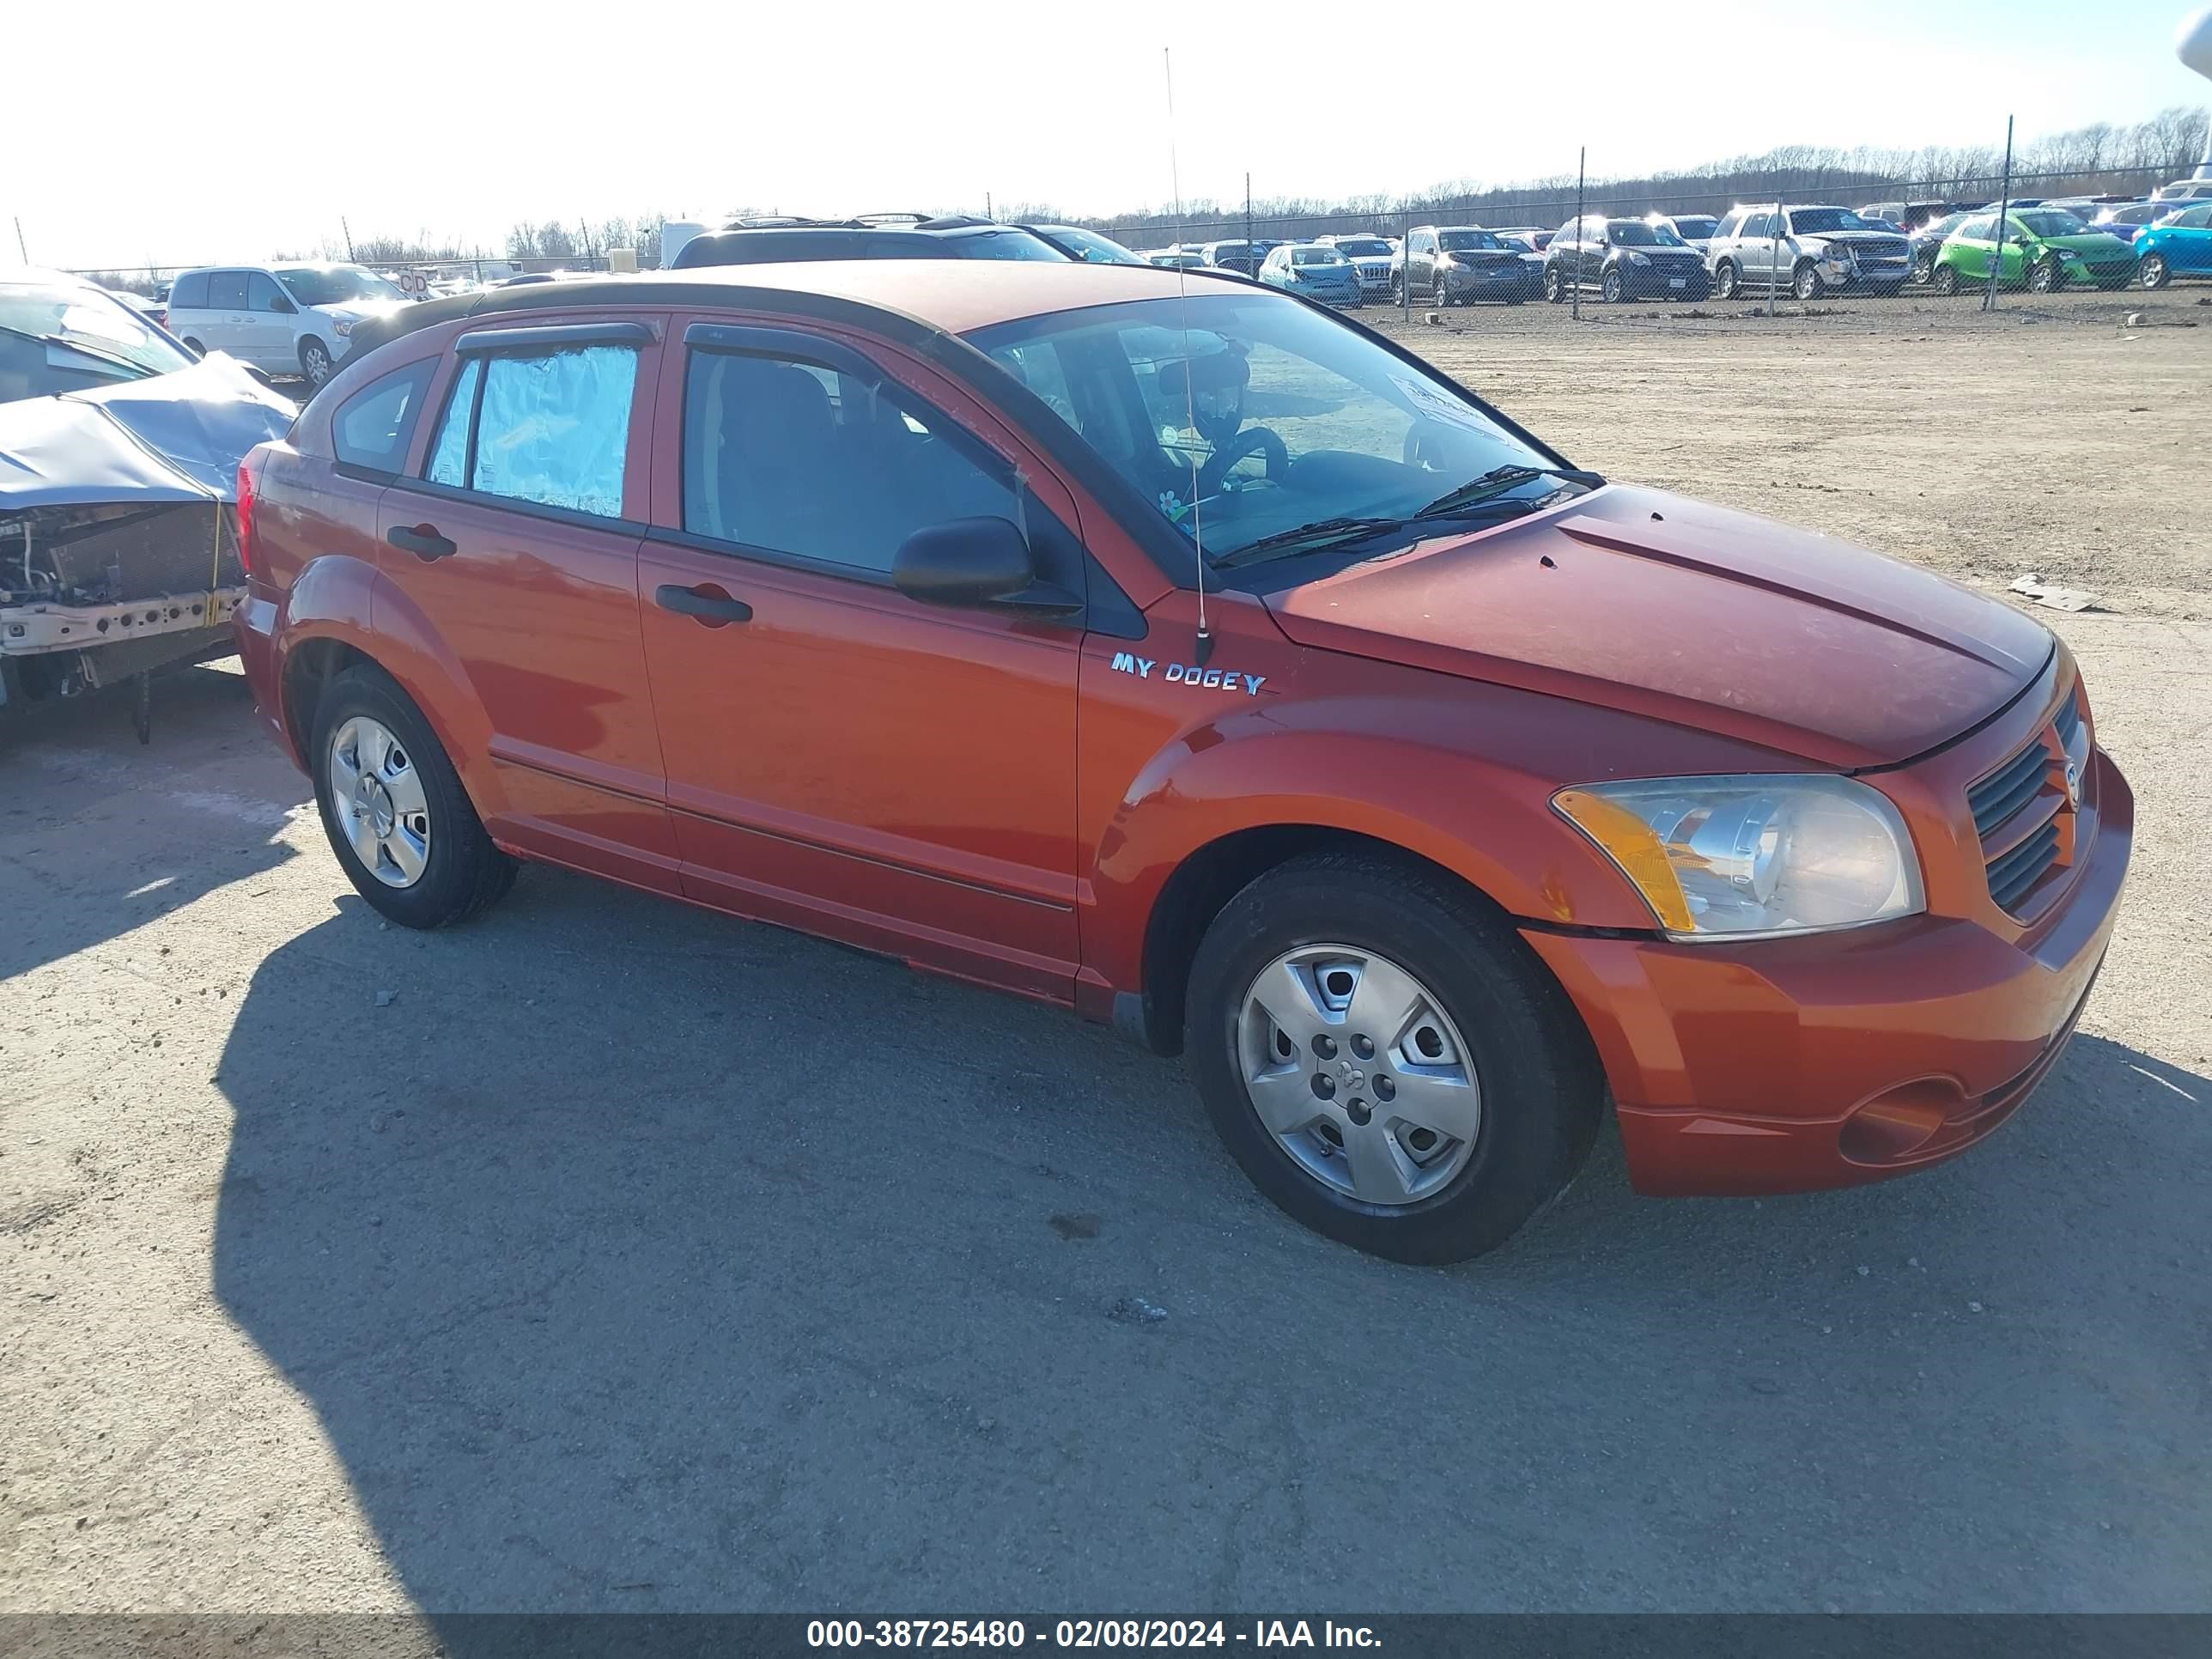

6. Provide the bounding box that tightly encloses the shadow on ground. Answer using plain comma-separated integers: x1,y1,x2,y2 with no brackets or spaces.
0,665,305,981
209,868,2212,1621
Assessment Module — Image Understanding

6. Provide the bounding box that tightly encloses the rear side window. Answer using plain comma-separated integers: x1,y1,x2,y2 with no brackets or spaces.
2179,205,2212,228
682,348,1018,576
208,270,249,308
332,360,437,473
422,346,637,518
171,271,210,309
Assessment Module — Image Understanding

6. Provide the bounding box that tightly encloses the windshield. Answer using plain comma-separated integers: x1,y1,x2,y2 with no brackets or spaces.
276,264,407,307
1042,227,1144,264
1291,248,1346,265
970,291,1571,568
1333,238,1392,257
1786,209,1878,234
1671,216,1719,238
1438,230,1506,252
0,282,194,402
2014,210,2088,238
1607,222,1685,246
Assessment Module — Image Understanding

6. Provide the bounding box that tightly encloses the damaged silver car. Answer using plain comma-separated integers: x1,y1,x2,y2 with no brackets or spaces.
1,269,295,733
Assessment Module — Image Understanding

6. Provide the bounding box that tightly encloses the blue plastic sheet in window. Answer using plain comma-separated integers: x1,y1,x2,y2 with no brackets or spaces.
471,347,635,518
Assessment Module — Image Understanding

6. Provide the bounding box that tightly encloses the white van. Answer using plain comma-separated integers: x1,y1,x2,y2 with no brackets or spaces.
165,263,413,388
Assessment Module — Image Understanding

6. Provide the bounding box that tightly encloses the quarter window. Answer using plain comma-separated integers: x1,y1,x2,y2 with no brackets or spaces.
682,349,1018,577
422,347,636,518
333,360,437,473
170,271,210,309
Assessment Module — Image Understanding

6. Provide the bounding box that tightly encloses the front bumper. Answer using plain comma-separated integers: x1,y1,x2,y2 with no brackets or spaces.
1443,265,1541,301
1619,264,1712,299
1522,744,2132,1196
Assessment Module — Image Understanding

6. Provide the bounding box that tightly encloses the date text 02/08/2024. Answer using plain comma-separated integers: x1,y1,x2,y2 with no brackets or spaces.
805,1619,1381,1649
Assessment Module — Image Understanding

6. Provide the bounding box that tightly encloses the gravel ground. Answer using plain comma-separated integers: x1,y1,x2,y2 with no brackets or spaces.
3,295,2208,1624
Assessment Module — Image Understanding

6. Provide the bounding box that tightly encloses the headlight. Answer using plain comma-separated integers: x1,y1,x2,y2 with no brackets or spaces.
1826,245,1856,264
1625,250,1650,265
1553,775,1923,940
2057,248,2081,261
331,318,355,336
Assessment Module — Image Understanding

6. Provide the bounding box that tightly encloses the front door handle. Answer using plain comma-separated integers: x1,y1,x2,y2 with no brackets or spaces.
387,524,457,562
655,583,753,626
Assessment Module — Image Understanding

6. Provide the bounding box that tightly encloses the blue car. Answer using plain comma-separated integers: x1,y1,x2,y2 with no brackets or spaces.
2134,202,2212,289
1257,243,1364,307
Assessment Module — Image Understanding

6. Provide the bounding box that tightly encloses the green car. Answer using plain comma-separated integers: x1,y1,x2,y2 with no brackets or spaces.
1930,209,2138,294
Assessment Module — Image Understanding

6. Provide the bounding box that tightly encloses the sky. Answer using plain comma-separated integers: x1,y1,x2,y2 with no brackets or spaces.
9,0,2209,270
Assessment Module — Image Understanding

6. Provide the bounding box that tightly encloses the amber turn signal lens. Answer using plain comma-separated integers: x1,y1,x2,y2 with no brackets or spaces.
1553,788,1694,933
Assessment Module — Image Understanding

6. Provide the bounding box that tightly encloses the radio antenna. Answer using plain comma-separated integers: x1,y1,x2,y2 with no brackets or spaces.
1164,46,1212,665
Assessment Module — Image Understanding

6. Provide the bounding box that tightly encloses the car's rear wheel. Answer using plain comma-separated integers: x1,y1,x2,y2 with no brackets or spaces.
1183,854,1603,1264
1713,260,1738,300
181,337,205,356
1792,261,1824,301
312,665,516,928
1601,269,1625,303
1932,263,1960,296
2138,253,2169,290
299,337,333,387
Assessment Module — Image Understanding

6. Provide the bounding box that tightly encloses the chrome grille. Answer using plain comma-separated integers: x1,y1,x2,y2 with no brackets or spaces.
1966,688,2079,916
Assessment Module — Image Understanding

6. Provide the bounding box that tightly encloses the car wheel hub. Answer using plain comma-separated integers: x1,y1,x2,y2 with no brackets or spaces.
329,715,431,889
1237,943,1480,1208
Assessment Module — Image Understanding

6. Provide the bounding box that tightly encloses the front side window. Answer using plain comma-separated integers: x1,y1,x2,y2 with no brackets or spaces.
334,360,437,472
246,272,291,313
971,289,1570,571
683,349,1018,575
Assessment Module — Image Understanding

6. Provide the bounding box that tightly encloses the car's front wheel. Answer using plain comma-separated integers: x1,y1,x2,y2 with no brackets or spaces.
299,337,333,387
1713,260,1738,300
1184,855,1603,1264
2138,253,2169,290
2028,258,2061,295
1792,261,1824,301
1543,267,1566,303
313,664,517,928
1601,268,1625,303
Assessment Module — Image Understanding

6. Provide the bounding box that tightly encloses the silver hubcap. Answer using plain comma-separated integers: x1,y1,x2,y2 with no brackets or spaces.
328,715,430,888
1237,944,1480,1207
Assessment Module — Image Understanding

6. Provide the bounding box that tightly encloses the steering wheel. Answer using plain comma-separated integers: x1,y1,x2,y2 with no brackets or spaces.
1197,426,1289,497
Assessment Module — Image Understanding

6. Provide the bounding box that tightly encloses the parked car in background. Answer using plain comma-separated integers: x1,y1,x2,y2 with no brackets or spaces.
1023,225,1146,265
1705,205,1911,300
1200,240,1266,276
1929,209,2137,295
165,263,414,389
2088,201,2182,243
110,290,167,329
1905,211,1976,283
672,220,1067,271
2131,202,2212,288
1258,243,1363,306
1544,216,1711,303
1401,226,1541,305
233,260,2130,1265
1316,234,1397,297
1650,214,1721,254
1,268,294,717
2152,178,2212,202
1144,248,1206,270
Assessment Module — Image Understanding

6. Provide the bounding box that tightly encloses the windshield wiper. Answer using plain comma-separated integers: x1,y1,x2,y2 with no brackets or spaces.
1209,516,1408,569
0,322,159,381
1413,463,1604,519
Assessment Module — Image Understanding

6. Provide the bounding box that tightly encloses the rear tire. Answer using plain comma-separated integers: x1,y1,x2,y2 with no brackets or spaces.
181,337,205,356
1183,854,1603,1265
312,664,517,929
1932,264,1960,296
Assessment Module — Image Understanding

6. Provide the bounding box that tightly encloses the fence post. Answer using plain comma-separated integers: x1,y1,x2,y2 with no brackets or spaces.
1402,205,1413,324
1571,147,1585,321
1768,189,1784,314
1984,115,2014,313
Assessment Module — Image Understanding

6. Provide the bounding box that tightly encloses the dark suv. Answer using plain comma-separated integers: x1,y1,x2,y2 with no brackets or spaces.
671,217,1066,270
1399,227,1541,306
1544,216,1712,302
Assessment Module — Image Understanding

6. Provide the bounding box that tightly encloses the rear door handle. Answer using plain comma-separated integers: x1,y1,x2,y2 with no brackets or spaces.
655,583,753,625
387,524,457,562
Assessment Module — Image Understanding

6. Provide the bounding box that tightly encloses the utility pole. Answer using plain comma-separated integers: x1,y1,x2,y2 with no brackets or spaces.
1984,115,2014,313
12,216,25,263
1245,172,1254,256
985,191,993,221
1571,147,1585,321
341,216,356,261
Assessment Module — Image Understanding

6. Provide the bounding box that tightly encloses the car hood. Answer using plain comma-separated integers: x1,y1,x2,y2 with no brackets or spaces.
312,298,411,322
1260,485,2051,769
0,354,295,506
2042,233,2135,254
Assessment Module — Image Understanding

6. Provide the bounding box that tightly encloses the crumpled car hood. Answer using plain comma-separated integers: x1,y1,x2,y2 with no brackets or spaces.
0,354,295,507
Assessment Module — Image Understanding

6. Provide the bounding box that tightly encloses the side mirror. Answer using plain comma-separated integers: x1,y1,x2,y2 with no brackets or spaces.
893,516,1073,613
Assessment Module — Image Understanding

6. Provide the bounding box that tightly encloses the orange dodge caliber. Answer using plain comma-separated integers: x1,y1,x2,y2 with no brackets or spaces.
234,262,2130,1262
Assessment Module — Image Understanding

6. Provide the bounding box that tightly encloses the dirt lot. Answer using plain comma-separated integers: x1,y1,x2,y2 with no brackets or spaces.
3,293,2209,1628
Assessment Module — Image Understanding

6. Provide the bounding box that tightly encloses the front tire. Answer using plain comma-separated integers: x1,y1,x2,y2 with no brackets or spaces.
1544,267,1566,303
1792,261,1824,301
313,665,517,928
1184,854,1603,1264
1601,268,1625,303
2028,258,2060,295
2138,253,2169,290
1714,260,1739,301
